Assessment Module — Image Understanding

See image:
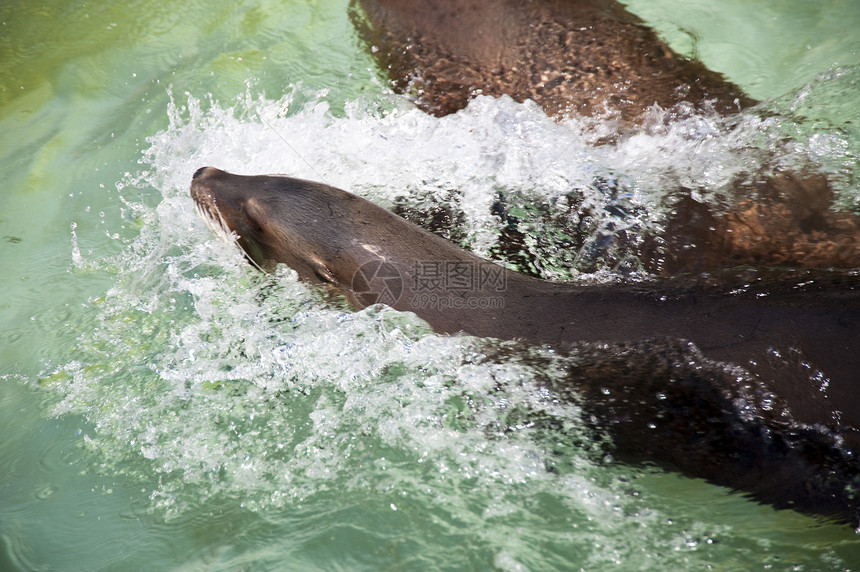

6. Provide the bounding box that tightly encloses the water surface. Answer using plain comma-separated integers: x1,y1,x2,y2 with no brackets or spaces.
2,0,859,569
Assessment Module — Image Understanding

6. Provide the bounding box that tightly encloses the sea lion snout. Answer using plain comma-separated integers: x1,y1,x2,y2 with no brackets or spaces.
190,166,223,205
190,167,221,216
190,166,242,210
192,166,218,180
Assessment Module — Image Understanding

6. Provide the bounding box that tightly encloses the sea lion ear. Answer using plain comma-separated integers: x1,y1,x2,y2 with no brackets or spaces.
309,256,338,286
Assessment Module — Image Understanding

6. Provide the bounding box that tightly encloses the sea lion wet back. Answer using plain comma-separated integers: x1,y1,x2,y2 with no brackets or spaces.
350,0,860,272
351,0,752,121
191,166,860,524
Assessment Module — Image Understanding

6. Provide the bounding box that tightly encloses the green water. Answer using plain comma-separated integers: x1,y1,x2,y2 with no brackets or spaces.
2,0,860,570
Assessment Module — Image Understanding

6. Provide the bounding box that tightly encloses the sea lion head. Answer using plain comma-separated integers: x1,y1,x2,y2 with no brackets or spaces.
190,166,372,285
190,166,457,310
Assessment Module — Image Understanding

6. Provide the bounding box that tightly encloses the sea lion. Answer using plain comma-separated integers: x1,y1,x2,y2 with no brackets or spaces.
191,166,860,524
351,0,860,272
351,0,752,122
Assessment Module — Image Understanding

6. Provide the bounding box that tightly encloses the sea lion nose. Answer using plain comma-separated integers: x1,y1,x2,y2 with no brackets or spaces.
193,166,217,180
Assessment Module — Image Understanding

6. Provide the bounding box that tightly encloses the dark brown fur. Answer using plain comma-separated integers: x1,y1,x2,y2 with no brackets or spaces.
351,0,752,120
191,167,860,524
351,0,860,272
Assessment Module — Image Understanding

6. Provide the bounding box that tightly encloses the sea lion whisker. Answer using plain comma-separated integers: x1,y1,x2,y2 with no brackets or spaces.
193,196,265,270
195,201,230,240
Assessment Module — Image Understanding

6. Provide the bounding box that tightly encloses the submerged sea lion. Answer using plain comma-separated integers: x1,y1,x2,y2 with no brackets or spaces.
351,0,752,121
191,166,860,524
351,0,860,272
